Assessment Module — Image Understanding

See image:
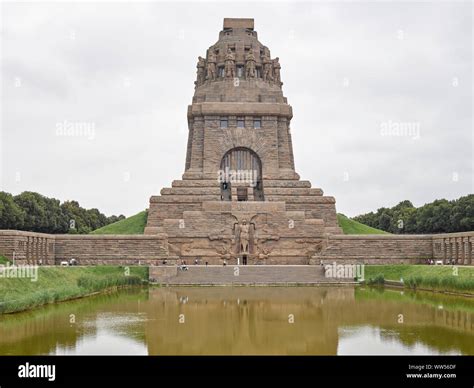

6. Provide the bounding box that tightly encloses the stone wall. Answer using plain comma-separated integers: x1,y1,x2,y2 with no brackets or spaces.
0,231,169,266
0,230,55,265
314,234,434,265
0,229,473,266
54,234,169,265
432,232,474,265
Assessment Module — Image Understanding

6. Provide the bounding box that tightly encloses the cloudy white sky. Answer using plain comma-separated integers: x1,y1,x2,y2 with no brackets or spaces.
1,1,472,218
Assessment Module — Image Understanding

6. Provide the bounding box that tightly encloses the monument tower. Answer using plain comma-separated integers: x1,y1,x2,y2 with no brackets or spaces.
145,18,342,264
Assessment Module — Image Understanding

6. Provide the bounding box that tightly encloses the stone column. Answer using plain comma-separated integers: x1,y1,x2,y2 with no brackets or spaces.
462,237,469,265
277,117,292,170
29,237,33,264
448,239,453,263
38,238,42,264
457,238,463,265
34,237,38,265
46,239,52,265
24,237,28,264
467,238,473,265
451,237,458,264
185,117,205,174
42,238,47,264
441,238,446,262
37,237,41,265
26,237,34,264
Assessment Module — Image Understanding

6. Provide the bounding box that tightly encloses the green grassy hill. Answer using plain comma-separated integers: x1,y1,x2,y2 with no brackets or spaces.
90,211,148,235
337,214,389,235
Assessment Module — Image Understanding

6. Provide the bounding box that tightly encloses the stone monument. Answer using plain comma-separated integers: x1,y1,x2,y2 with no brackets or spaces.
145,18,343,265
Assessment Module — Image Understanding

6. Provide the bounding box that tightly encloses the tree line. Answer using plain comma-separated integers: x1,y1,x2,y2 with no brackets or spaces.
353,195,474,234
0,191,125,234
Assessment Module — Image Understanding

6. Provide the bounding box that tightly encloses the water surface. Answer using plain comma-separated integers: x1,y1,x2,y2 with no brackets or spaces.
0,286,473,355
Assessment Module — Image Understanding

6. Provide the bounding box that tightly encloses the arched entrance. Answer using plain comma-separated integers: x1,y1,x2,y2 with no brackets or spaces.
220,147,264,201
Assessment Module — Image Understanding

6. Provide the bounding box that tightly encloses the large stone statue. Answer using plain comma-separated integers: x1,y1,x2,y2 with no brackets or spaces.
272,57,281,85
233,219,253,254
224,48,235,79
206,51,217,81
195,56,206,87
262,52,273,82
245,50,256,79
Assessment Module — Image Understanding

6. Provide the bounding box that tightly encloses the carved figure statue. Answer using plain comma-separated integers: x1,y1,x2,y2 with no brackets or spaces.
262,52,273,82
206,51,217,81
195,56,206,86
224,48,235,79
272,57,281,85
245,51,256,79
233,219,252,254
240,220,250,253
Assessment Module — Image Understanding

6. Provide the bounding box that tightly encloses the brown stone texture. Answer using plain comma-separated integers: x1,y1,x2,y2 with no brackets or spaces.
53,234,169,265
0,231,169,266
0,230,55,265
0,230,473,266
149,265,354,285
432,232,474,265
314,235,435,265
145,19,344,263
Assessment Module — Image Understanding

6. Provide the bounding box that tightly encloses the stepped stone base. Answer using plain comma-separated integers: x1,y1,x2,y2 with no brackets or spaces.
145,177,343,264
149,265,355,285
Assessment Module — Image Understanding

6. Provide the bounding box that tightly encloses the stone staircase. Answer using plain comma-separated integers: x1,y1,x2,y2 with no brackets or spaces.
150,265,356,286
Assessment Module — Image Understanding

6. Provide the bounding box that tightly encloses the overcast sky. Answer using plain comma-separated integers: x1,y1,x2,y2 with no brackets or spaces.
1,1,472,218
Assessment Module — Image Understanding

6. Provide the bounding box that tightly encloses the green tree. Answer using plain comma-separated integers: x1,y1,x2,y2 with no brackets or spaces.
13,192,68,233
0,192,25,229
354,195,474,234
379,212,392,231
61,200,91,234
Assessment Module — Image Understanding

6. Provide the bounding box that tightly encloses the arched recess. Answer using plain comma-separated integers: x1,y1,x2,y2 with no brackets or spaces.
220,147,264,201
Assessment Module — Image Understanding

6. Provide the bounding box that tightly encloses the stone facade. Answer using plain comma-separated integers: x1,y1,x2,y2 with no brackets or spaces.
145,18,342,264
0,226,473,267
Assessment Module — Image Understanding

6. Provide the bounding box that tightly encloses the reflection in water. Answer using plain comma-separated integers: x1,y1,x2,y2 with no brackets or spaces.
338,326,460,355
0,287,472,355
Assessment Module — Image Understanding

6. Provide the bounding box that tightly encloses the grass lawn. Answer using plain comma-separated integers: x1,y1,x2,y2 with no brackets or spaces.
0,255,10,265
337,214,389,235
0,266,148,314
356,286,474,314
91,211,148,234
365,265,474,294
